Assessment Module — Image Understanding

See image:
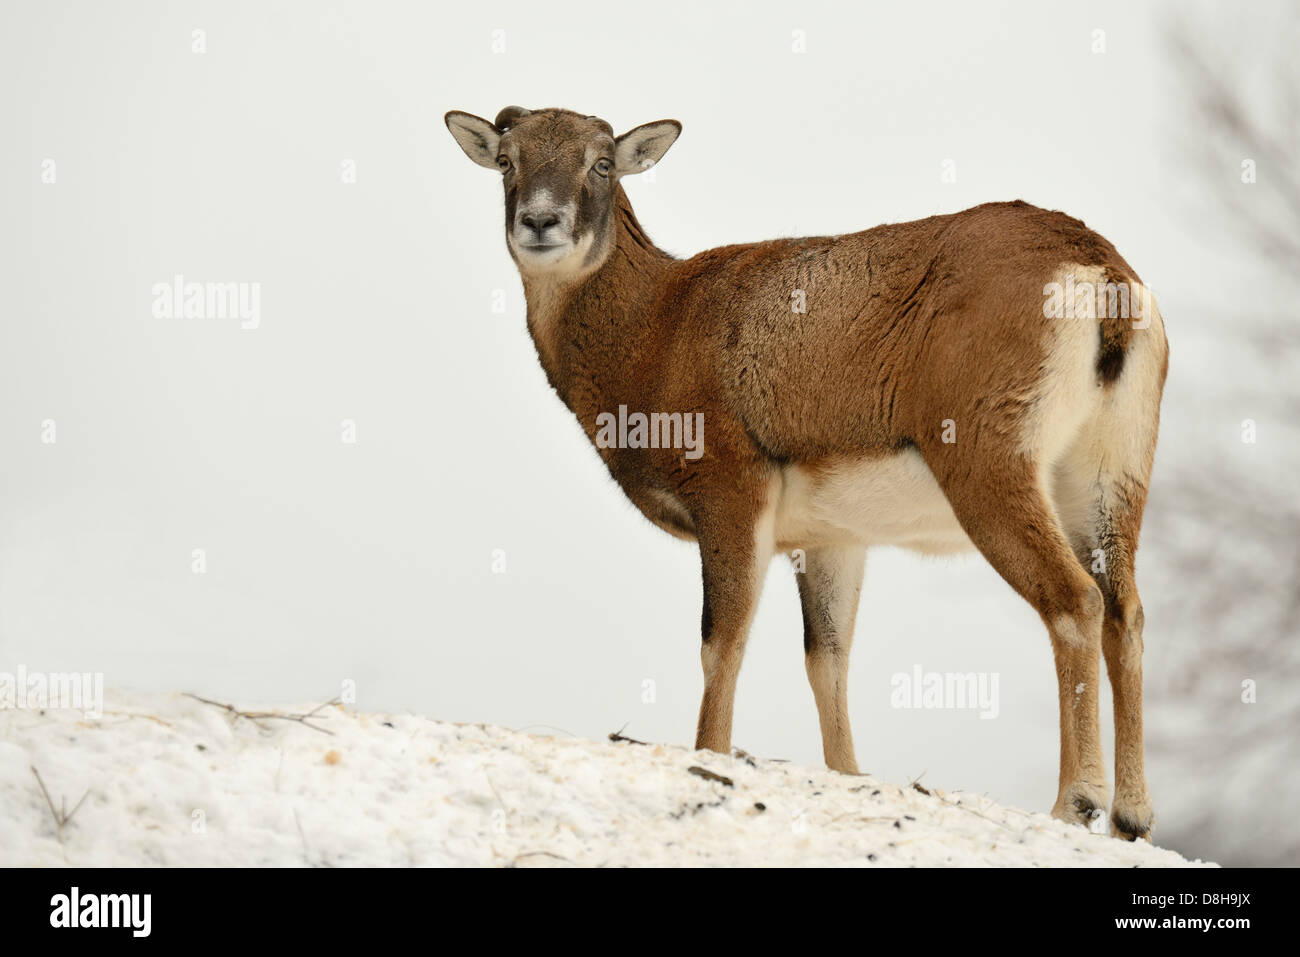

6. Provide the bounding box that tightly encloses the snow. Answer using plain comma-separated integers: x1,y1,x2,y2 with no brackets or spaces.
0,691,1213,867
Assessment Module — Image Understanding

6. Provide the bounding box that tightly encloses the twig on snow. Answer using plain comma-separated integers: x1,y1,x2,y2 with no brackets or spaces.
688,766,734,787
31,766,90,861
101,710,174,728
510,850,576,867
608,724,651,746
183,693,339,735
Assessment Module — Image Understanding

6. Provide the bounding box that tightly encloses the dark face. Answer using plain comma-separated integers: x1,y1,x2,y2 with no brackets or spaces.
446,106,682,280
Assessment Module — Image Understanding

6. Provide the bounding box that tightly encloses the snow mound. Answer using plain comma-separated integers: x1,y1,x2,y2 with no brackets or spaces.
0,692,1212,867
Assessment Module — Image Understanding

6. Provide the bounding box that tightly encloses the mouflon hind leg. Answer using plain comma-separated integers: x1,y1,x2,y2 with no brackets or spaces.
924,451,1110,828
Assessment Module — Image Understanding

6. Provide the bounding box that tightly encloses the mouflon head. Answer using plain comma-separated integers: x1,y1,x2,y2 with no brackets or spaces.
445,106,680,278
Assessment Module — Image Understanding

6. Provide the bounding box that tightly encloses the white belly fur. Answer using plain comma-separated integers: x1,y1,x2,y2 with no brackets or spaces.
774,450,975,554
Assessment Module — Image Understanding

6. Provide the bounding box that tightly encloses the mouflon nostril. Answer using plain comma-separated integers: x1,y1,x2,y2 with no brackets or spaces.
521,212,560,234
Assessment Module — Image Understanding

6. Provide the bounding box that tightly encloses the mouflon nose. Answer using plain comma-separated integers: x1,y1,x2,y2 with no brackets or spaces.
520,211,560,235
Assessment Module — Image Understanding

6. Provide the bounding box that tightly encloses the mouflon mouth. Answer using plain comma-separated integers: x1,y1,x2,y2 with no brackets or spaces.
511,236,573,261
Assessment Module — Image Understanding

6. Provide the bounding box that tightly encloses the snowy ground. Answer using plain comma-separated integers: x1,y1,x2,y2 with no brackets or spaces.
0,691,1212,867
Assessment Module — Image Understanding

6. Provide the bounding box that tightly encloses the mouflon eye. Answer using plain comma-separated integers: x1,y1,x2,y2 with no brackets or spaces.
496,155,511,172
593,158,612,177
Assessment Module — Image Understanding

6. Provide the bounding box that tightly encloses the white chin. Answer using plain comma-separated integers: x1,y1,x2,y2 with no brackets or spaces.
513,239,573,267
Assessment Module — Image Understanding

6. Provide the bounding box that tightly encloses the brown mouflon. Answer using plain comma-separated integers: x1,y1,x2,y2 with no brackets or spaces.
446,106,1169,841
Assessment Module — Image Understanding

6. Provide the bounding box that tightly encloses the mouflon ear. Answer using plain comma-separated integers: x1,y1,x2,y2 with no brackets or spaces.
493,105,533,132
614,120,682,176
445,111,503,169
